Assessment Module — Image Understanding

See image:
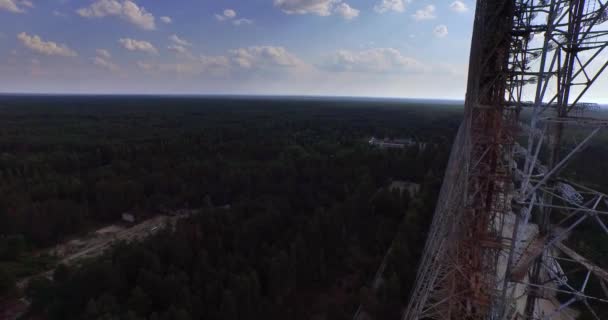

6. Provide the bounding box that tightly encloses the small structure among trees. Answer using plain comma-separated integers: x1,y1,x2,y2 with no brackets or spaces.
121,212,136,224
369,137,427,150
389,181,421,198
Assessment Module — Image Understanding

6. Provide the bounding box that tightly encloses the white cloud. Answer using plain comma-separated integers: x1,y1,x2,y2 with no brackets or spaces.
230,46,305,70
169,34,192,47
412,5,436,20
17,32,78,57
216,9,237,21
274,0,358,19
199,55,231,70
160,16,172,24
96,49,111,59
0,0,33,13
77,0,156,30
168,45,189,54
324,48,425,73
273,0,338,16
433,24,448,37
137,46,305,77
215,9,255,25
374,0,408,13
137,55,231,76
93,56,120,72
233,18,254,26
119,38,158,54
334,3,359,19
450,1,468,12
223,9,236,19
136,61,154,71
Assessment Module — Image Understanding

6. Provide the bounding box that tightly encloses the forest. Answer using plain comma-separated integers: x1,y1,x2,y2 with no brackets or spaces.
0,96,462,319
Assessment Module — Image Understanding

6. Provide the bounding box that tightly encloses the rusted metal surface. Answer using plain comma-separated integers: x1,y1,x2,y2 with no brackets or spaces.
404,0,608,319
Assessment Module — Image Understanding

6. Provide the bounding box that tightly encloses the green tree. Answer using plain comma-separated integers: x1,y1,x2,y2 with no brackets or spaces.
123,310,143,320
53,264,70,283
220,290,237,320
127,286,151,316
84,299,100,320
0,267,16,296
26,276,54,311
0,234,26,260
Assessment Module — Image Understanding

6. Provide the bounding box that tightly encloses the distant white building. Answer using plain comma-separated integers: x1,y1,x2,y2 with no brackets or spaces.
369,137,426,150
122,212,136,224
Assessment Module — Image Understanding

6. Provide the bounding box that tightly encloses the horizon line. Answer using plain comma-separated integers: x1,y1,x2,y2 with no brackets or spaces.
0,92,465,102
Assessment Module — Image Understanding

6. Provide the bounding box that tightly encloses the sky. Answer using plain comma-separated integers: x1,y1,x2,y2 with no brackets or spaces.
0,0,477,98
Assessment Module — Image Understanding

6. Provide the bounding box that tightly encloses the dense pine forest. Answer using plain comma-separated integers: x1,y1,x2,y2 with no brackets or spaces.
0,96,462,319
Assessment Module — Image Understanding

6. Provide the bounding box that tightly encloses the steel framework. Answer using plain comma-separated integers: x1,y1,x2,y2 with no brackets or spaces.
403,0,608,319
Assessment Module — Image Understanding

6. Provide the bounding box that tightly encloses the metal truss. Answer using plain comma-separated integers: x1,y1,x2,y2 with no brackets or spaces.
404,0,608,319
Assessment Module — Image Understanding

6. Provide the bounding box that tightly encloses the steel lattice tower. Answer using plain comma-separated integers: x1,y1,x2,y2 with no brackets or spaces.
403,0,608,319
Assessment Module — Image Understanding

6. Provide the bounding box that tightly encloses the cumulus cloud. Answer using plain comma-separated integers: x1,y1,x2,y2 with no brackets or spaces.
274,0,336,16
233,18,254,26
160,16,172,24
215,9,254,25
274,0,359,19
168,45,189,54
137,45,305,78
412,5,436,20
96,49,111,59
324,48,425,73
433,24,449,37
0,0,33,13
169,34,192,47
77,0,156,30
334,3,359,19
119,38,158,54
137,55,231,76
229,46,305,70
224,9,236,18
136,61,154,71
17,32,78,57
185,55,232,75
199,55,231,69
93,56,120,72
450,1,468,12
374,0,408,13
216,9,236,21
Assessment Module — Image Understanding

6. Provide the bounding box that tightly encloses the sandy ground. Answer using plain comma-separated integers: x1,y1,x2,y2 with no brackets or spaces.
15,214,188,291
4,214,191,320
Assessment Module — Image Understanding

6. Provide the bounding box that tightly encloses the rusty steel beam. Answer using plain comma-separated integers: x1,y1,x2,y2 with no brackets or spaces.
403,0,608,319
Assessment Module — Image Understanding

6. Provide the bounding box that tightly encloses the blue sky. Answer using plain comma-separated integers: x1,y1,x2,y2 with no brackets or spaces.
0,0,476,98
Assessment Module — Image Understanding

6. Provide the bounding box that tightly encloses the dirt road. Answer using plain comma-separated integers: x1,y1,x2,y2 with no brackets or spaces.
16,214,179,291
